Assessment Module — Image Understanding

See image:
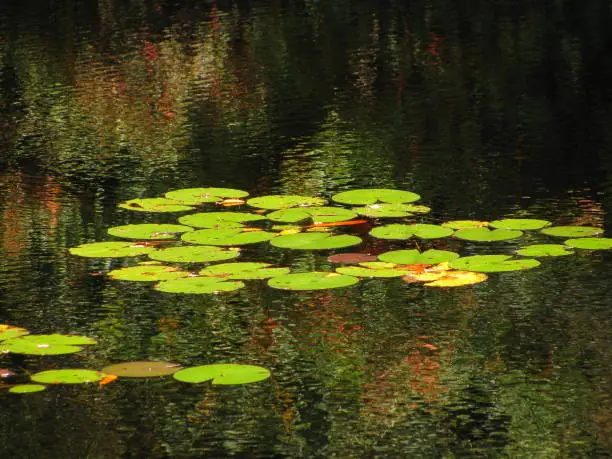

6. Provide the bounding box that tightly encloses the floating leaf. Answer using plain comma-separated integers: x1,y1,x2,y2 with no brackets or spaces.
178,212,266,228
441,220,489,229
450,255,540,272
266,206,358,224
148,245,239,263
69,242,156,258
1,333,96,355
173,364,270,385
247,195,327,210
454,227,523,242
0,325,29,341
370,224,453,240
377,249,459,265
165,187,249,205
327,253,378,264
270,232,361,250
489,218,551,230
155,277,245,294
108,265,191,282
336,262,413,278
332,188,421,205
200,262,290,280
108,224,194,240
542,226,604,238
268,272,359,290
564,237,612,250
516,244,574,257
353,203,424,218
118,198,193,213
9,384,46,394
31,369,108,384
403,270,488,287
101,361,182,378
182,228,276,246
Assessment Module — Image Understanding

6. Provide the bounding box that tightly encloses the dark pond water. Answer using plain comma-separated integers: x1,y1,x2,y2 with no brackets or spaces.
1,1,612,457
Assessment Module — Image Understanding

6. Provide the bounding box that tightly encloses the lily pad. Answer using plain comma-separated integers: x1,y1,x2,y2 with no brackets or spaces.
268,272,359,290
182,228,276,246
31,369,108,384
377,249,460,265
1,333,96,355
370,224,453,240
441,220,489,229
489,218,551,230
353,203,426,218
327,253,378,264
247,195,327,210
266,206,358,224
403,270,488,287
155,277,245,294
332,188,421,205
69,242,156,258
178,212,266,228
0,324,29,341
148,245,240,263
450,255,541,272
564,237,612,250
542,226,604,238
108,224,194,240
165,187,249,205
200,262,290,280
454,227,523,242
108,265,191,282
173,364,270,385
101,361,182,378
9,384,46,394
336,262,413,278
516,244,574,257
270,232,361,250
118,198,194,213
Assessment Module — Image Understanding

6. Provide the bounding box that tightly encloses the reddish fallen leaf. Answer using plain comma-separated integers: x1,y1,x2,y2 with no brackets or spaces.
99,374,118,386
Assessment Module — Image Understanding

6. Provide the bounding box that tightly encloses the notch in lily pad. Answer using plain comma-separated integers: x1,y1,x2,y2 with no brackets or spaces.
200,262,290,280
270,232,362,250
165,187,249,205
178,211,266,228
182,228,277,246
266,206,358,224
108,224,194,240
247,195,327,210
173,364,270,385
148,245,239,263
370,224,453,240
450,255,540,272
332,188,421,205
268,272,359,290
454,227,523,242
118,198,194,213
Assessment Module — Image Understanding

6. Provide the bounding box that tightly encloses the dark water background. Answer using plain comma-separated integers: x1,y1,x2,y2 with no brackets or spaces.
1,1,612,457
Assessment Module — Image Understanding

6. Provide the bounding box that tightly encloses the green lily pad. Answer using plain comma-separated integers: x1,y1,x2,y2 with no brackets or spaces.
336,262,413,278
266,206,358,224
441,220,489,229
108,265,191,282
370,224,453,240
353,203,427,218
165,187,249,205
1,334,96,355
118,198,194,213
108,224,194,240
450,255,541,272
270,232,362,250
101,361,182,377
541,226,603,238
268,272,359,290
69,242,156,258
489,218,551,230
332,188,421,205
247,195,327,210
9,384,46,394
377,249,460,265
182,228,276,246
564,237,612,250
200,262,290,280
155,277,245,294
454,227,523,242
178,212,266,228
173,364,270,385
31,369,108,384
148,245,240,263
0,325,29,341
516,244,574,257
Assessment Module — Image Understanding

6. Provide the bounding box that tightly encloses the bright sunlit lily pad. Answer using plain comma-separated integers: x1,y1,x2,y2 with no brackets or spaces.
31,369,108,384
331,188,421,205
148,245,240,263
489,218,551,230
165,187,249,205
173,364,270,385
1,334,96,355
247,195,327,210
155,277,245,294
450,255,540,272
266,206,358,224
516,244,574,257
69,242,156,258
200,262,290,280
353,203,427,218
178,212,266,228
441,220,489,229
108,223,194,240
0,324,29,341
182,228,276,246
403,270,488,287
108,265,191,282
118,198,194,213
377,249,460,265
9,384,46,394
270,232,361,250
268,272,359,290
101,361,182,377
336,262,414,278
454,227,523,242
564,237,612,250
370,224,453,240
541,226,603,238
